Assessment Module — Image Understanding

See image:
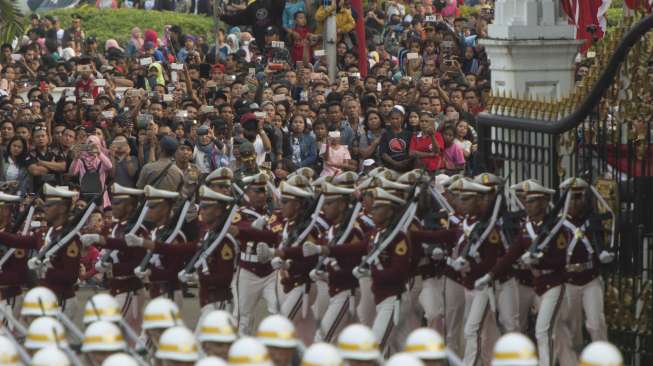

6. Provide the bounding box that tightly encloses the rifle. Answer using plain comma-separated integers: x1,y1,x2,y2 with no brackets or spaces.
98,197,149,266
527,189,571,256
283,194,326,249
0,204,34,270
460,193,503,260
314,199,363,272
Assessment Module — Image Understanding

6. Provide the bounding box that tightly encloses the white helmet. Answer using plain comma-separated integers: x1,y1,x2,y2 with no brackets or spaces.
404,327,446,360
155,326,200,362
491,332,538,366
336,324,380,361
30,346,70,366
301,342,343,366
21,287,59,317
101,353,139,366
197,310,237,343
81,320,127,353
579,341,624,366
142,297,183,330
386,353,424,366
0,336,20,366
196,356,229,366
25,316,68,350
256,314,298,348
227,337,272,366
84,293,121,324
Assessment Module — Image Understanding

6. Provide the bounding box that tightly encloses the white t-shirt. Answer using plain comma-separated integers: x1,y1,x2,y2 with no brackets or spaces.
253,135,267,165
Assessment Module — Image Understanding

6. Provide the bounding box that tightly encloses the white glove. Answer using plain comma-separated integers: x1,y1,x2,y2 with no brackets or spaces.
125,233,144,248
352,266,371,279
271,257,289,270
302,242,323,257
80,234,101,247
256,242,274,263
252,216,267,230
520,252,537,266
450,257,470,273
178,270,199,284
474,274,493,290
310,269,328,282
431,247,445,261
27,257,42,270
134,267,151,279
94,260,112,273
599,250,615,264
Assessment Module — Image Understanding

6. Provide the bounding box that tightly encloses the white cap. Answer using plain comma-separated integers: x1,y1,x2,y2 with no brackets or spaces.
0,336,20,366
43,183,77,200
386,353,424,366
371,187,406,206
448,178,492,196
144,185,180,201
491,333,537,366
256,315,299,348
206,167,234,185
155,326,200,362
331,171,359,188
404,328,446,360
82,321,126,353
196,356,229,366
84,293,121,324
337,324,380,361
0,192,21,203
280,176,313,200
111,183,144,199
25,316,68,350
199,185,235,204
21,286,59,316
143,297,183,330
363,159,376,167
101,353,139,366
579,341,624,366
31,346,70,366
301,343,343,366
228,337,272,366
197,310,237,343
559,177,589,191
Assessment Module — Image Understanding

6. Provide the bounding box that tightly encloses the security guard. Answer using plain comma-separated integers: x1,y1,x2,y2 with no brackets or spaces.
0,184,82,320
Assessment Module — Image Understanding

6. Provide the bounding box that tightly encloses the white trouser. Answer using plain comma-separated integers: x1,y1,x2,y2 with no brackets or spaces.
313,281,330,319
565,278,607,342
407,276,424,330
0,295,23,331
516,282,537,333
116,290,147,335
357,277,376,327
535,284,566,366
463,288,499,366
195,300,234,336
419,276,445,331
281,283,317,345
372,294,412,357
495,278,519,333
444,278,466,357
315,289,359,343
235,268,278,335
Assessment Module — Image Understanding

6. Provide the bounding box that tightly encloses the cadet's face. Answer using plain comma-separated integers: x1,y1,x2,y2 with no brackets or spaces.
323,199,344,221
281,198,301,220
568,192,586,218
268,346,294,366
246,188,267,209
202,341,231,359
371,204,393,226
199,203,224,223
146,201,171,224
45,201,68,223
457,195,477,216
525,196,548,219
208,183,232,195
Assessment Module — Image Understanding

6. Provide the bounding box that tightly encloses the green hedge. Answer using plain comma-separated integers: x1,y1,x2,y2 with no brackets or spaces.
44,5,215,50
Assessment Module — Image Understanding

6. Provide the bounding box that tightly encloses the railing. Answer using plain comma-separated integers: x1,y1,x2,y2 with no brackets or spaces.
477,13,653,365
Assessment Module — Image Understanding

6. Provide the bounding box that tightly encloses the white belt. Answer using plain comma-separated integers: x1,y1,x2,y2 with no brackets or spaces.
240,253,260,263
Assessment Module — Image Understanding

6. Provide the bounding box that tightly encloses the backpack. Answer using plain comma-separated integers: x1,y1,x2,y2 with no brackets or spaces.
80,160,103,200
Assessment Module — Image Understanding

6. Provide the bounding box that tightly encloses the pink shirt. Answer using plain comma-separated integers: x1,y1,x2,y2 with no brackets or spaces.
443,143,465,170
321,144,351,177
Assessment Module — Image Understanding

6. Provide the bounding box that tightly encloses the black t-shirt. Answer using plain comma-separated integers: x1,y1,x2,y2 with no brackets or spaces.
380,128,411,163
25,147,66,193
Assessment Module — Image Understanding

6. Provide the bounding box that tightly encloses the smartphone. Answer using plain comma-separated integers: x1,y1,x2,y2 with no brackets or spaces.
163,94,173,102
254,112,266,119
444,59,454,67
314,49,326,57
94,79,106,87
101,110,115,118
199,63,211,79
272,94,286,102
10,54,23,62
271,41,285,48
406,52,419,60
176,111,188,118
136,114,153,129
171,63,184,71
200,105,215,113
83,98,95,105
248,68,256,75
340,76,349,89
78,144,92,151
140,57,153,66
268,63,284,71
77,65,92,73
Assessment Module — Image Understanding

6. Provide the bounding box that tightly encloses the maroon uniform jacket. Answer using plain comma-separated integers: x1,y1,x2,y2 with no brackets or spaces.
561,218,600,286
0,227,29,299
370,229,411,304
235,207,281,277
277,221,322,294
0,225,81,300
323,222,368,297
103,221,148,295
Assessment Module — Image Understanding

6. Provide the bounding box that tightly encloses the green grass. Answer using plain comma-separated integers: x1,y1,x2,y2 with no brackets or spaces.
44,5,216,50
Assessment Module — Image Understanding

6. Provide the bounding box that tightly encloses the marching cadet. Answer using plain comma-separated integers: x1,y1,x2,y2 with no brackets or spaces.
490,333,538,366
81,320,128,365
227,337,273,366
301,342,343,366
558,178,612,348
0,184,82,319
205,167,235,194
404,328,447,366
579,341,624,366
155,326,200,366
125,185,189,306
80,183,148,332
336,324,381,366
473,173,519,335
142,297,184,351
353,187,412,356
197,310,237,359
231,172,281,335
476,180,568,366
233,141,261,185
303,181,367,343
0,192,29,320
256,315,302,366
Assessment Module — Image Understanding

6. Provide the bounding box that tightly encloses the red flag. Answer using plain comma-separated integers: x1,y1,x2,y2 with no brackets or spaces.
562,0,611,53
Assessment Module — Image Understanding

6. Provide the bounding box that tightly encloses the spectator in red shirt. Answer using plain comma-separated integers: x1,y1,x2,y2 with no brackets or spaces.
409,111,444,173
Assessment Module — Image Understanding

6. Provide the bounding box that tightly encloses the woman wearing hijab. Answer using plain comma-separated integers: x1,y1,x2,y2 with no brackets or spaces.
69,135,113,207
127,27,144,57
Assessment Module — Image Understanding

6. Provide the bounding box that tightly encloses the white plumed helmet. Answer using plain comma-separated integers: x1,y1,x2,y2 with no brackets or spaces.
21,287,59,317
227,337,272,366
0,336,20,366
101,353,139,366
385,353,424,366
196,356,229,366
30,346,70,366
579,341,624,366
25,316,68,350
155,326,200,362
83,293,121,324
404,327,446,360
81,320,126,353
301,342,343,366
197,310,237,343
256,314,298,348
142,297,183,330
491,332,538,366
336,324,380,361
